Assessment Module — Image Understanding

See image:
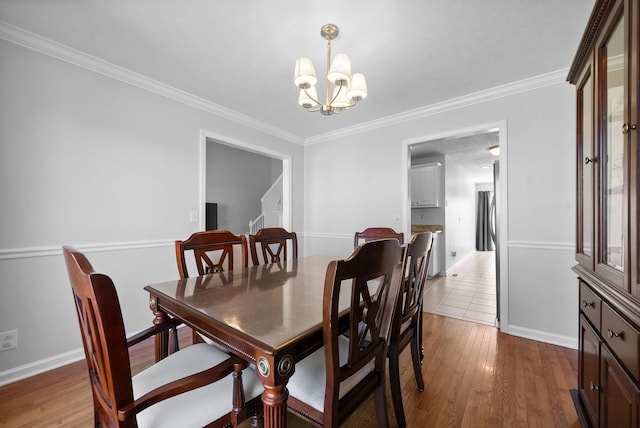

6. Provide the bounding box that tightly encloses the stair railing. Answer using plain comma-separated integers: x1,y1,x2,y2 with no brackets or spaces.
249,213,264,235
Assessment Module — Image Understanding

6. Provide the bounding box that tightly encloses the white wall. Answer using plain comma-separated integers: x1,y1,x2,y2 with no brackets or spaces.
443,156,478,272
303,80,577,348
0,39,304,383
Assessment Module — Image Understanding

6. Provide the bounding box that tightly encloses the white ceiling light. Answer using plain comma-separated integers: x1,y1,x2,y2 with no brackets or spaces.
489,145,500,156
294,24,367,116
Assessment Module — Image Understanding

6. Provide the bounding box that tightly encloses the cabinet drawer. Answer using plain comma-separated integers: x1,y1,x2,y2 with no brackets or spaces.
602,303,640,382
579,281,601,330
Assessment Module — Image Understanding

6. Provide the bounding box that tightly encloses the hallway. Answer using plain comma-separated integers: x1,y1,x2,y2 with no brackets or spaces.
423,250,497,326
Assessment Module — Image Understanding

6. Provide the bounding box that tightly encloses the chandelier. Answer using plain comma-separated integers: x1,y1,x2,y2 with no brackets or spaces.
294,24,367,116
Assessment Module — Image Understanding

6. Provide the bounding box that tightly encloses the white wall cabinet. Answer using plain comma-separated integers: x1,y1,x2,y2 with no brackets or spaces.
411,162,442,208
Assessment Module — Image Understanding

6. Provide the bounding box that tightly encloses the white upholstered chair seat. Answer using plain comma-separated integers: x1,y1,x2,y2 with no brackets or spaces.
133,343,264,428
286,335,376,412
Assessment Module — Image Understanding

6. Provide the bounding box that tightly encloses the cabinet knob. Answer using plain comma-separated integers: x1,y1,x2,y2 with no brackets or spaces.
607,328,623,339
622,123,637,134
589,381,599,392
582,300,595,308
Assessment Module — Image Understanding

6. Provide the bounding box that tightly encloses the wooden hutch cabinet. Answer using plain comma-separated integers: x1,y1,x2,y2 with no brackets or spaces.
568,0,640,426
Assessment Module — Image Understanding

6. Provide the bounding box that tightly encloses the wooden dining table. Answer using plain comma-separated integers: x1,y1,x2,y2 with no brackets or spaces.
144,255,350,428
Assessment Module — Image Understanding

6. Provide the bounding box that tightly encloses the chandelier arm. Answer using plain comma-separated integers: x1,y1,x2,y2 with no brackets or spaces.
303,87,321,106
306,105,322,113
329,82,344,105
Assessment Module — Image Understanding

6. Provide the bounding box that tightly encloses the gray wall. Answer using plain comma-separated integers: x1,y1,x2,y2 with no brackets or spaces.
206,141,282,234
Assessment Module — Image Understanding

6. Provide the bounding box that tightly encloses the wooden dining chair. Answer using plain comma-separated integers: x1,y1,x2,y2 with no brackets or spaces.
354,227,404,248
62,246,263,428
175,230,249,344
286,239,405,427
175,230,249,278
388,232,433,427
248,227,298,266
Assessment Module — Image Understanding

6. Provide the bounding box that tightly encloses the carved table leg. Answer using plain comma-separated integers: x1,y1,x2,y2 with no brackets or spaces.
149,294,170,362
261,384,288,428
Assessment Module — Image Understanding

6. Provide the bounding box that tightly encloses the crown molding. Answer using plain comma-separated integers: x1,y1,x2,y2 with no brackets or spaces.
304,69,569,145
0,21,304,145
1,20,569,148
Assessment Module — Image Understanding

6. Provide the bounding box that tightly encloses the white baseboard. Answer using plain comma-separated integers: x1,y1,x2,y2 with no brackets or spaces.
0,348,85,387
0,324,186,387
443,251,475,276
507,324,578,350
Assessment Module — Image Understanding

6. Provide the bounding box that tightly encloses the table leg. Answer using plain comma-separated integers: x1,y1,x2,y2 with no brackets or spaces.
149,295,171,362
261,383,288,428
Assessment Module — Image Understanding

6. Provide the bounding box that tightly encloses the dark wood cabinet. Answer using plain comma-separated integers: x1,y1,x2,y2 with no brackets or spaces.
579,314,601,426
568,0,640,426
600,345,640,427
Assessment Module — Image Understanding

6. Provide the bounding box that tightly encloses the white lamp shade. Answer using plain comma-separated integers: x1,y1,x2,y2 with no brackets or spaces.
331,85,352,108
294,58,317,88
327,53,352,85
347,73,367,101
298,86,319,108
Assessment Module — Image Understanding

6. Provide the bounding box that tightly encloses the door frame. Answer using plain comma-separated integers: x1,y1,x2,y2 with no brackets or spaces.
199,129,292,232
401,120,509,331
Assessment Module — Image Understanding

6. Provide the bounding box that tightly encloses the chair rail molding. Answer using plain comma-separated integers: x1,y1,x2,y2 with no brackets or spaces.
0,240,174,260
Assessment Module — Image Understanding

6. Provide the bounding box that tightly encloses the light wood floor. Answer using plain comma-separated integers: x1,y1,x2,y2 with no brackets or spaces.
0,314,580,428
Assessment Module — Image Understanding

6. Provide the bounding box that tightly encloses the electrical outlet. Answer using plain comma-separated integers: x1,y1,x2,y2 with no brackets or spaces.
1,330,17,351
189,210,199,223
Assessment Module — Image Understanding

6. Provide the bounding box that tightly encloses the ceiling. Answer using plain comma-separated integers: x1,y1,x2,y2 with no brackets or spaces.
0,0,594,145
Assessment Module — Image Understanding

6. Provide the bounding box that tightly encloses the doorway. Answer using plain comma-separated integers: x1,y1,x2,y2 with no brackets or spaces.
199,130,292,234
403,121,507,329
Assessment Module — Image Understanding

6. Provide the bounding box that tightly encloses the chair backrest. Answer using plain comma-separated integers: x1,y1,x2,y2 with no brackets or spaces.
62,246,135,425
322,239,404,425
248,227,298,266
354,227,404,249
175,230,248,278
392,232,433,339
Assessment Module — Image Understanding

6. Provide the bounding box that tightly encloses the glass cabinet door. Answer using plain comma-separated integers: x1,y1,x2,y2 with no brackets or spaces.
577,65,594,269
598,14,626,287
